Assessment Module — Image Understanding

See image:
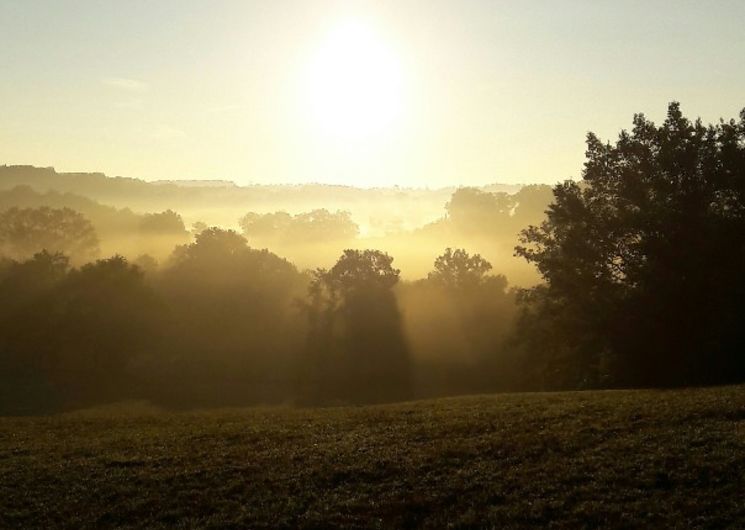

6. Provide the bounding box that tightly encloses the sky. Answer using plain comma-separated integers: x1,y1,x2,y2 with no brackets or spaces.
1,0,744,188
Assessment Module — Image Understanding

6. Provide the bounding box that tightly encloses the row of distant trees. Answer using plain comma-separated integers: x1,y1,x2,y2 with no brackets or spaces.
0,225,515,413
0,181,554,258
0,201,190,263
0,204,361,264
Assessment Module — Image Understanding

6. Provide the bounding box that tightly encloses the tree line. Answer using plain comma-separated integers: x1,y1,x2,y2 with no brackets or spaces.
0,227,516,413
1,102,744,413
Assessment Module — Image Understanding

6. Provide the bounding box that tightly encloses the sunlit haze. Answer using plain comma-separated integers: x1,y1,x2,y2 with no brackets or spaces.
3,2,745,526
1,1,744,187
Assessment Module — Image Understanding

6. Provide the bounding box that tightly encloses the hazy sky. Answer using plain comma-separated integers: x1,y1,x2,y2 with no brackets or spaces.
1,0,744,188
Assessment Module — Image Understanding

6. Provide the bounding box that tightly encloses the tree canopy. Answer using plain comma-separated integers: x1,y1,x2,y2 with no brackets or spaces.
516,102,745,388
0,206,99,263
428,247,494,290
239,209,359,245
301,249,410,404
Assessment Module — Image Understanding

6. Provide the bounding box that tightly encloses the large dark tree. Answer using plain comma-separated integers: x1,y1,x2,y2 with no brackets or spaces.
301,249,411,404
156,228,307,406
45,256,162,405
515,103,745,389
0,254,160,412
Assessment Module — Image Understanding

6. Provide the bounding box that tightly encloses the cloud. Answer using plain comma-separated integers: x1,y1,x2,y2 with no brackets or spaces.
101,77,149,93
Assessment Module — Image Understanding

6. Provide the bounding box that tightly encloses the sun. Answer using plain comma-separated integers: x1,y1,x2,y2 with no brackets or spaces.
303,19,405,143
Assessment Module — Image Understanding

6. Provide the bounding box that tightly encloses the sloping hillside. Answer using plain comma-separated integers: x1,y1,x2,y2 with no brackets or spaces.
1,386,744,528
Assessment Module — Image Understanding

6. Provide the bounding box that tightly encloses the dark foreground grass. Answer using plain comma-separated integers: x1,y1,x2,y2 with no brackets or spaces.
1,386,745,529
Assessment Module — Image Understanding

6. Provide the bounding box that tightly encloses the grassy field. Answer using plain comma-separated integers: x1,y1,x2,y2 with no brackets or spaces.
1,386,744,529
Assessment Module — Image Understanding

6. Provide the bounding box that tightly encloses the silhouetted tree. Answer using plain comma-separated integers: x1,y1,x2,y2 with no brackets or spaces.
239,212,292,241
428,247,493,289
135,209,190,259
0,254,159,412
47,256,161,404
302,249,411,404
0,251,71,413
446,188,515,237
168,227,249,266
437,186,554,285
290,209,358,241
191,221,209,236
157,228,307,406
239,209,359,245
139,209,188,236
515,102,745,388
399,249,517,396
511,185,554,227
133,254,159,274
0,206,99,263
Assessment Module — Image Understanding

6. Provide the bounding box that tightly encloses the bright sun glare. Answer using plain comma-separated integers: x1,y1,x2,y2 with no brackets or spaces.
304,20,404,143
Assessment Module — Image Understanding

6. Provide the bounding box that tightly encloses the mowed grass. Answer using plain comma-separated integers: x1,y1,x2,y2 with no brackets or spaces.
1,386,745,529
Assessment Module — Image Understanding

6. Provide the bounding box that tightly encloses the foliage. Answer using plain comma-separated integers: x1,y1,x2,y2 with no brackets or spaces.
446,187,514,232
301,249,411,404
168,227,251,265
0,240,520,413
443,185,553,239
138,209,188,236
0,206,99,263
515,102,745,388
239,209,359,244
154,228,307,406
0,187,190,259
0,253,159,411
400,249,517,396
428,247,493,289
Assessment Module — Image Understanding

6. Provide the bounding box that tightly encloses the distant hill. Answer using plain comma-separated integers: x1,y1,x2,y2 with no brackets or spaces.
0,164,535,232
0,185,190,259
0,165,526,206
151,179,239,188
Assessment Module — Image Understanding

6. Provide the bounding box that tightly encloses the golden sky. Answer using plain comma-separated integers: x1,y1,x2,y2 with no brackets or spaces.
1,1,744,188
